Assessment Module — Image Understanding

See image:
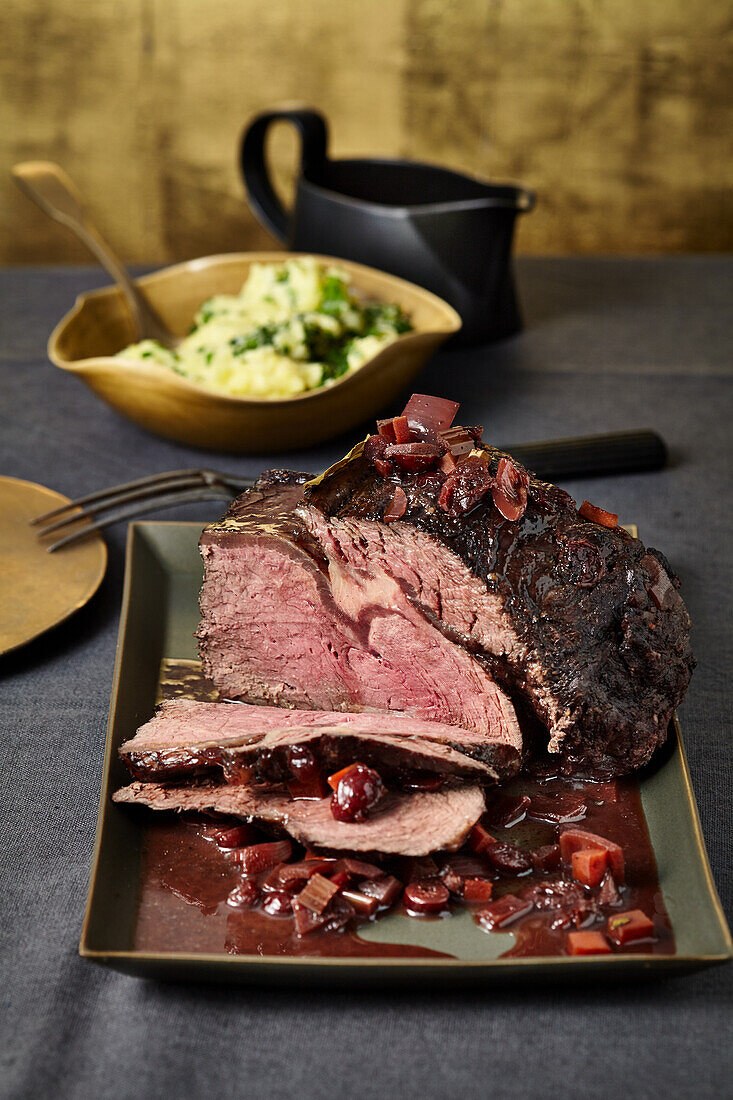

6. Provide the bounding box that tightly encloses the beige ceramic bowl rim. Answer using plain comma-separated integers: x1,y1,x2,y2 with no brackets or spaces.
47,251,463,408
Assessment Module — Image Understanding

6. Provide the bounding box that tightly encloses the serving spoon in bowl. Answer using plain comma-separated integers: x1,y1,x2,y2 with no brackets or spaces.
12,160,177,348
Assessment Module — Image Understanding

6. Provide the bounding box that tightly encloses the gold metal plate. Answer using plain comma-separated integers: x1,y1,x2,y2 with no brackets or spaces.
0,476,107,655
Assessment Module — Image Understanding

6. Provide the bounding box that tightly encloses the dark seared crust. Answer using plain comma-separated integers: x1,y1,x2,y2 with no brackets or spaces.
200,470,314,542
303,446,695,774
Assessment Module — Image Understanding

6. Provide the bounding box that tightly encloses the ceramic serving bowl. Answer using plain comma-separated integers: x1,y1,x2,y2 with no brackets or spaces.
48,252,462,453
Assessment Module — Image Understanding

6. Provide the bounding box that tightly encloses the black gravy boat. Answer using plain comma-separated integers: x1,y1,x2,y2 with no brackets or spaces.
240,108,535,345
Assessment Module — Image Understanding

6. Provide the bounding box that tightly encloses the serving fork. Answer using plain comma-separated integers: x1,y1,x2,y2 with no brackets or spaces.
31,428,666,552
32,468,255,552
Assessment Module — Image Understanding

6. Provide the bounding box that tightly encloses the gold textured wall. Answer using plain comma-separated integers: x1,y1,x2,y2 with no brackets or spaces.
2,0,732,263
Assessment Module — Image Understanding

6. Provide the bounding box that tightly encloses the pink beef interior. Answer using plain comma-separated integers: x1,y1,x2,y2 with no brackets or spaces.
122,698,510,755
196,477,521,775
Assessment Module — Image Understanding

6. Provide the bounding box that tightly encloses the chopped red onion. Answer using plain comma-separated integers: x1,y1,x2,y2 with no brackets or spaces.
438,456,493,516
491,456,529,521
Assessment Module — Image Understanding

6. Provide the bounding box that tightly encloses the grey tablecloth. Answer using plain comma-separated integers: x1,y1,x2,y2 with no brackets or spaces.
1,259,731,1099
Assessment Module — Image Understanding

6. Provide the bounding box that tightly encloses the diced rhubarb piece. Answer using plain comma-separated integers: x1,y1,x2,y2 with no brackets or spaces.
401,394,460,432
463,878,494,903
374,458,394,477
607,909,656,946
262,890,293,916
293,895,356,937
476,894,533,930
598,871,622,907
228,840,292,874
226,878,260,908
214,824,257,849
341,889,379,917
358,875,403,908
391,415,412,443
567,930,612,956
292,901,327,937
527,794,587,825
273,859,336,889
404,881,450,916
530,844,562,873
485,794,531,828
296,873,340,915
491,456,530,522
468,823,497,856
571,848,608,888
376,418,397,443
579,500,618,528
440,426,475,457
384,486,408,524
329,872,350,890
483,841,533,876
559,828,625,882
330,857,384,881
385,442,442,473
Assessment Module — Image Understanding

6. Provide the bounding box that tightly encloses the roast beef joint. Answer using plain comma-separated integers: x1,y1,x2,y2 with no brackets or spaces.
114,395,693,952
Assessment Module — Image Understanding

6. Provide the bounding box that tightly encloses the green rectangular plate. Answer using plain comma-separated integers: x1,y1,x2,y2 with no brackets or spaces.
79,522,732,984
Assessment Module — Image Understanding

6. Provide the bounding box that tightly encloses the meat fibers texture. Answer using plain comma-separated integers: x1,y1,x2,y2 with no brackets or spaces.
113,780,486,855
119,699,499,783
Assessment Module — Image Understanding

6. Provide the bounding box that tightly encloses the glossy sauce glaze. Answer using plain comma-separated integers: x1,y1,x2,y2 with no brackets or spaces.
478,771,674,957
134,817,449,959
132,768,674,959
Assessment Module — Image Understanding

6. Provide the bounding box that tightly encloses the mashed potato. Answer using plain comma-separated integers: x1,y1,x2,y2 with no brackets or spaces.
117,257,412,399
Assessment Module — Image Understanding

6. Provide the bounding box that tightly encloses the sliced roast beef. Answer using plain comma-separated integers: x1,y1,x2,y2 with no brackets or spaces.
197,408,693,774
196,471,522,775
119,699,498,783
113,780,485,855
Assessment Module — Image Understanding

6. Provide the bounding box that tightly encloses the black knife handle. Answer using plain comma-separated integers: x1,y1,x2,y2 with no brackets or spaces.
506,430,667,481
